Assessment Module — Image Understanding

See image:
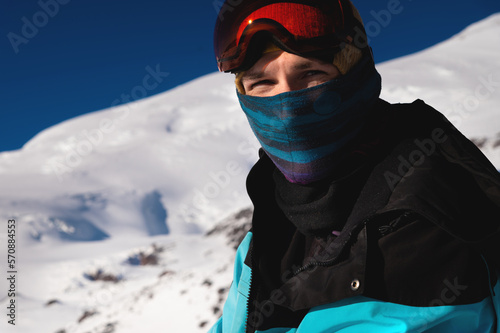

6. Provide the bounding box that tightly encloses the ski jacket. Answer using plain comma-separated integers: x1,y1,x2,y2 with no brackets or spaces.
209,99,500,333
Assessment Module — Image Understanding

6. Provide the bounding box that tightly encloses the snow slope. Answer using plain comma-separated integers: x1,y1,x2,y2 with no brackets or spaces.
0,13,499,333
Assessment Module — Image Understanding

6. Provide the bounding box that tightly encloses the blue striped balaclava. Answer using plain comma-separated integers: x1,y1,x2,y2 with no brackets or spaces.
237,55,382,184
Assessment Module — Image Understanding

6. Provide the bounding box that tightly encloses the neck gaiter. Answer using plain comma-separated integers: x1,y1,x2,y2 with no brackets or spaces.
237,56,382,184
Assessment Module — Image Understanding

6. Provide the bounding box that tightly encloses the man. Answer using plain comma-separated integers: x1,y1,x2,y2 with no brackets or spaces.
210,0,500,332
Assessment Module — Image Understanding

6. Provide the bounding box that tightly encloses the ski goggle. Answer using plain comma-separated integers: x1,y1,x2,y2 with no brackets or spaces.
214,0,361,73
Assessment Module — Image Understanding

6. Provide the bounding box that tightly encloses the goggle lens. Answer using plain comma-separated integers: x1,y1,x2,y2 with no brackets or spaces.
215,1,347,72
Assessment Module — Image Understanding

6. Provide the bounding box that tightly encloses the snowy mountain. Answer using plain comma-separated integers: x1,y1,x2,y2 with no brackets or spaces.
0,13,499,333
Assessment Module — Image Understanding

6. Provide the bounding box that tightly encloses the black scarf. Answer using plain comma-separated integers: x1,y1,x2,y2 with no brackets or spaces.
273,156,373,236
272,101,389,236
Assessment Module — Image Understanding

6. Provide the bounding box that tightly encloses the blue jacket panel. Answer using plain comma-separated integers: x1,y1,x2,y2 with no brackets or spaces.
209,232,252,333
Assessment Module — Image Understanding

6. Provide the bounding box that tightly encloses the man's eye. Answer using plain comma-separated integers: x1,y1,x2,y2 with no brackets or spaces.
251,80,273,89
305,70,325,77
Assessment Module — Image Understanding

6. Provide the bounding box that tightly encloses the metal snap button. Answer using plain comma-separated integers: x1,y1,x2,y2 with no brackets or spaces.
350,279,360,291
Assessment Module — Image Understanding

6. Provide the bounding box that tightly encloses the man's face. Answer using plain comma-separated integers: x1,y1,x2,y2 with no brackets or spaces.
240,50,341,97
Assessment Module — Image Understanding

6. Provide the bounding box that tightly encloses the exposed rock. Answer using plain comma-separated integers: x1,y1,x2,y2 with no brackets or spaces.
206,207,252,250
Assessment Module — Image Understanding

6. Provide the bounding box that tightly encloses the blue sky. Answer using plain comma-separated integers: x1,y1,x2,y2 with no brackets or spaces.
1,0,499,152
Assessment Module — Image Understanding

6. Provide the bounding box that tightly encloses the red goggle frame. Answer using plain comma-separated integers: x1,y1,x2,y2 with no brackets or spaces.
214,1,356,72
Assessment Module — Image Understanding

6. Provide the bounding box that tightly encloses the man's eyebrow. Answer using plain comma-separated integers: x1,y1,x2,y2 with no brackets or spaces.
241,71,266,82
292,61,316,71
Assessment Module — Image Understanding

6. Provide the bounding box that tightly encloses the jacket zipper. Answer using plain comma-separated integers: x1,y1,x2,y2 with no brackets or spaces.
245,242,256,333
378,211,414,237
292,218,371,277
291,211,415,277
